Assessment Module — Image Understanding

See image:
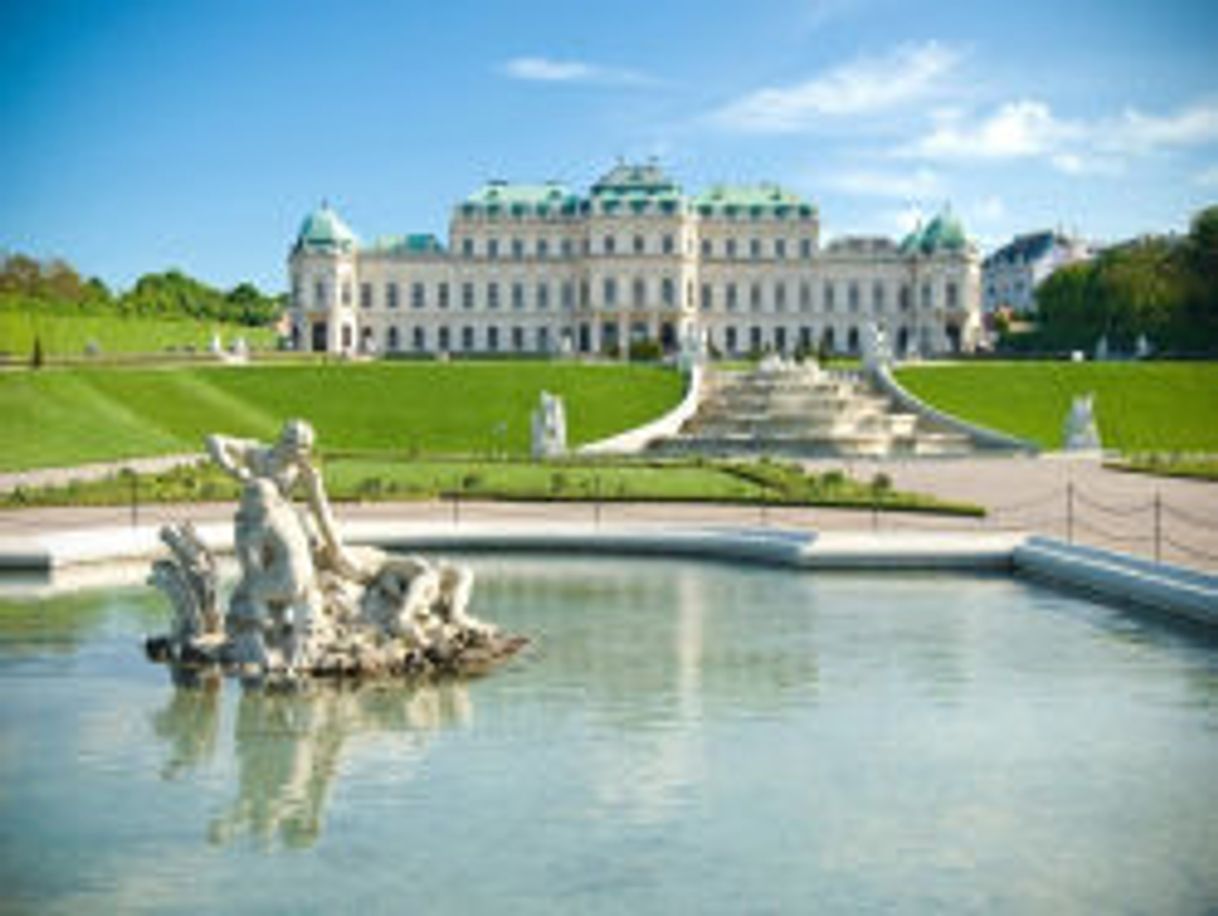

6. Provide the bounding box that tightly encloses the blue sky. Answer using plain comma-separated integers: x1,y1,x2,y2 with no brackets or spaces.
2,0,1216,292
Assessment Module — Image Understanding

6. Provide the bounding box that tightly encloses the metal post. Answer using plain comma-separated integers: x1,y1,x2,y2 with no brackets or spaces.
593,475,602,529
760,486,768,527
1066,481,1074,544
1154,491,1162,563
451,490,459,527
128,469,139,529
871,495,878,533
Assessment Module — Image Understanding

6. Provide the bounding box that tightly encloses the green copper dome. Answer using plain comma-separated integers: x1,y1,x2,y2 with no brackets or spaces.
295,202,357,253
901,209,968,256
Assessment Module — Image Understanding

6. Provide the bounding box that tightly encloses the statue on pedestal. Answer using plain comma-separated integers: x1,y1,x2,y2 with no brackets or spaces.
147,420,525,682
530,392,567,459
1062,394,1102,452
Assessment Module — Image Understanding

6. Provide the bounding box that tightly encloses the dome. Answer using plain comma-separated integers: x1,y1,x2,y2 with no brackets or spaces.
295,202,357,253
917,210,967,254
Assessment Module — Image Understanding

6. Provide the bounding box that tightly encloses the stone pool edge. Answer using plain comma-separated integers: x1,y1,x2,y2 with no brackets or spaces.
1,523,1214,626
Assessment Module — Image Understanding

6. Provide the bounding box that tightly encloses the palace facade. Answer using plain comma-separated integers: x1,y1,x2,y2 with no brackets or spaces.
287,163,982,358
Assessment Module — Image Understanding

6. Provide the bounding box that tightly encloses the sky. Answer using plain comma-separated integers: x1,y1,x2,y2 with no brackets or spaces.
2,0,1217,292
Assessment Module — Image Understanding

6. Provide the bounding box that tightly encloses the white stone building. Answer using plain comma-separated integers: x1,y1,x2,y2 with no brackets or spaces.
287,163,982,358
982,230,1093,315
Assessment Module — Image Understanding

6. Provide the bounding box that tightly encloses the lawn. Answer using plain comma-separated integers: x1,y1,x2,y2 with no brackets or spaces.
0,361,685,471
0,456,984,516
894,361,1218,452
0,309,278,359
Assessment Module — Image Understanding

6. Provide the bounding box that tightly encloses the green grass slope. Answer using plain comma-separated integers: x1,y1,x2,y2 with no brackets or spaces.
0,309,278,358
895,361,1218,452
0,362,684,471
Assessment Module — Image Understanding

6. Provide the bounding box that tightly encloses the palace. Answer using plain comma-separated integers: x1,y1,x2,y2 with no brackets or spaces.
287,162,982,358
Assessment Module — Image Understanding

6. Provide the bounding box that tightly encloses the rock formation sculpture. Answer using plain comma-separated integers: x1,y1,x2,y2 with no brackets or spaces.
147,420,525,681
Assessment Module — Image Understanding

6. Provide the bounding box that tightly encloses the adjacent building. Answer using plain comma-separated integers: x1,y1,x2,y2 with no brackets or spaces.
288,162,982,358
982,230,1092,315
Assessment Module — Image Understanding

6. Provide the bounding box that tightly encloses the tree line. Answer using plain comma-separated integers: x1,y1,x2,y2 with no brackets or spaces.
1010,205,1218,355
0,252,283,327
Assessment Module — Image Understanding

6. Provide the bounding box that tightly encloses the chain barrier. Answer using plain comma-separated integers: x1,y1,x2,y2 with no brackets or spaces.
1160,502,1218,532
1072,490,1153,518
1162,534,1218,564
1070,515,1154,544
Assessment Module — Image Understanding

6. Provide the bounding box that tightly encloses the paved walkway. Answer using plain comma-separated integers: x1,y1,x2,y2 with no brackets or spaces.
1,455,1215,572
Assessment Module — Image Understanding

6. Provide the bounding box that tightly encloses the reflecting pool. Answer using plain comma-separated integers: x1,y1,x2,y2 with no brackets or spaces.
2,557,1217,914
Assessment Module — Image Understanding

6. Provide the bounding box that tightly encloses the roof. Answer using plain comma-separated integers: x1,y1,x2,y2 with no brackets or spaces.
693,184,814,219
461,180,581,216
983,230,1076,267
295,203,357,253
367,233,445,255
590,162,681,196
899,208,969,256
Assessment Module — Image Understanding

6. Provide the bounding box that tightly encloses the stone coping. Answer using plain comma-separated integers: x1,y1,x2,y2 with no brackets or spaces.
1,522,1213,628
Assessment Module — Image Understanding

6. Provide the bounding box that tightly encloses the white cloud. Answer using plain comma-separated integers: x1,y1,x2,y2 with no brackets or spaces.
502,56,654,87
902,97,1218,174
1196,164,1218,188
972,195,1006,223
710,41,960,132
826,167,943,199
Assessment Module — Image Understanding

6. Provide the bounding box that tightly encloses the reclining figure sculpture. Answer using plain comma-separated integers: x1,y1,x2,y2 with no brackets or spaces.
146,420,524,681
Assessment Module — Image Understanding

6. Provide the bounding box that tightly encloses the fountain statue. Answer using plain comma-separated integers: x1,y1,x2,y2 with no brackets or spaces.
1062,393,1102,452
530,391,567,459
146,420,526,681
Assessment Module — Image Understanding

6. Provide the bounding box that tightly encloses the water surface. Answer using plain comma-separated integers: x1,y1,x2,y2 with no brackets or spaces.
1,557,1216,914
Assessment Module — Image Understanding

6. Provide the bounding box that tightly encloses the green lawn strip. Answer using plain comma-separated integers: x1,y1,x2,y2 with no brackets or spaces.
0,455,983,516
0,362,685,471
895,362,1218,452
1104,454,1218,482
0,308,276,358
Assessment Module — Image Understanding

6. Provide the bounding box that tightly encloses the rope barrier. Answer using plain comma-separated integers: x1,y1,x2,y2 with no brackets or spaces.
1162,534,1218,564
1071,516,1154,544
1160,502,1218,532
987,490,1065,515
1073,490,1153,518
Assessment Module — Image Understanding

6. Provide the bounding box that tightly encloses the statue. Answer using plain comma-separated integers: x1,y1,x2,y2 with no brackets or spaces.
147,420,525,682
861,321,891,371
1062,393,1102,452
1135,334,1152,360
1094,335,1109,362
530,391,567,459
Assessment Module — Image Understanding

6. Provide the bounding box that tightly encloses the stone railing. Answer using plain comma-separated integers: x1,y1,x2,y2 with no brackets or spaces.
579,364,704,455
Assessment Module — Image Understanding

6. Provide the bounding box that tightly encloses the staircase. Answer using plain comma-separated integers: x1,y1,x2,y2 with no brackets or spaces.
651,361,975,458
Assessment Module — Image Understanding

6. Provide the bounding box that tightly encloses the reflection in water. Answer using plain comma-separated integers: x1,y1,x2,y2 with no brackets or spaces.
150,678,471,850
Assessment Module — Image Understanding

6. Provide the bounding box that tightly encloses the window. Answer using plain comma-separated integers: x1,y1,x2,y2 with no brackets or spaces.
899,284,911,311
823,282,835,311
461,326,474,350
537,283,549,310
661,277,675,307
413,326,425,350
662,234,675,255
511,326,525,352
387,326,399,351
561,238,573,258
800,238,812,259
701,238,712,258
633,277,646,307
462,282,474,310
487,238,499,259
604,235,616,255
726,238,737,258
561,281,575,310
341,283,351,306
775,283,787,311
386,282,399,309
511,282,524,310
946,282,959,309
411,282,425,309
360,282,372,309
799,282,811,312
848,282,860,312
921,282,933,309
603,277,617,306
462,238,474,257
726,282,738,311
438,282,450,310
775,238,787,260
487,326,499,352
750,326,763,351
750,238,761,260
700,283,713,311
438,326,451,351
633,234,645,255
726,326,738,352
315,281,326,307
580,280,590,307
292,276,301,306
537,327,550,352
488,282,500,310
872,282,885,312
750,283,762,312
511,238,524,260
537,238,549,259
